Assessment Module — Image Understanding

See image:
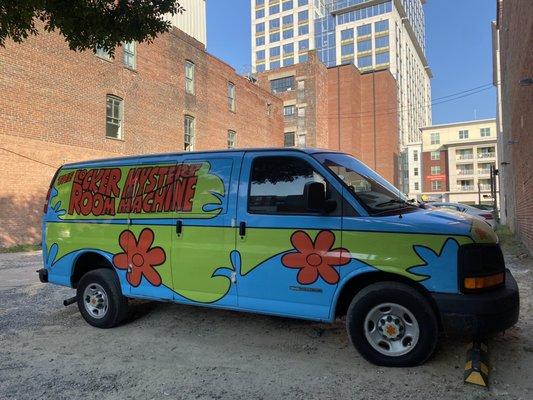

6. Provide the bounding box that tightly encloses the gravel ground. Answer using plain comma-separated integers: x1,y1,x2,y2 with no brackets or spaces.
1,235,532,400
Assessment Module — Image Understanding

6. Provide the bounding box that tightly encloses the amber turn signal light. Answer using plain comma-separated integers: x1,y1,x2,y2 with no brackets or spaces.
464,273,505,290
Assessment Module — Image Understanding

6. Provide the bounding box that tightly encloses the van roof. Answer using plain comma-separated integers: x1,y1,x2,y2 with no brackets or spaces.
62,147,340,169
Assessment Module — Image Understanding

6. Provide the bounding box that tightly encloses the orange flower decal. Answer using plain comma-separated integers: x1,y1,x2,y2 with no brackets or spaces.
281,230,351,285
113,228,165,287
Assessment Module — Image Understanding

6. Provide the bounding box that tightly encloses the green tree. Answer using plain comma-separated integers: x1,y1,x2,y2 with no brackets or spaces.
0,0,184,54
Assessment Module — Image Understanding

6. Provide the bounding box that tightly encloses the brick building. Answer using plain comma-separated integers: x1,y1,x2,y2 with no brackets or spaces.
493,0,533,252
0,27,284,247
256,51,399,184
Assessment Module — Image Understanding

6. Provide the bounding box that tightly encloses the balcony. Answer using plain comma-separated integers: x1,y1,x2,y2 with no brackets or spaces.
479,184,492,191
478,169,492,175
456,153,474,160
457,170,474,176
478,152,496,159
458,186,475,192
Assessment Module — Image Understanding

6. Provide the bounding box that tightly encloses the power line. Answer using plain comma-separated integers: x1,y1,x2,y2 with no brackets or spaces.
0,147,58,169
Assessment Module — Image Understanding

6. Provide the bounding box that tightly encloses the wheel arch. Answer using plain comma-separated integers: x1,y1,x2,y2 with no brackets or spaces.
332,271,442,328
71,251,116,288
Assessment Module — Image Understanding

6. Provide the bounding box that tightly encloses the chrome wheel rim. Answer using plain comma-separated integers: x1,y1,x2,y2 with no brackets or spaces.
83,283,109,319
364,302,419,357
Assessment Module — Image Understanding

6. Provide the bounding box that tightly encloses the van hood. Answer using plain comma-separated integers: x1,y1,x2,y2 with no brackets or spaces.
375,208,497,244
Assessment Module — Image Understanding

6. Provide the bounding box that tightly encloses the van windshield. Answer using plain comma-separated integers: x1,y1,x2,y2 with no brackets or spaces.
313,153,416,215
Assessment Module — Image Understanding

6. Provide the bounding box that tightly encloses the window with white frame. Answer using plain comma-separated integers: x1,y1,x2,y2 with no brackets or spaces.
227,82,236,112
480,127,491,137
185,60,195,94
414,182,419,191
95,46,111,60
459,129,469,139
431,180,442,191
284,132,295,147
413,150,418,161
123,42,136,69
430,151,440,160
184,115,195,151
227,130,236,149
414,167,419,176
106,95,123,139
430,132,440,145
430,166,441,175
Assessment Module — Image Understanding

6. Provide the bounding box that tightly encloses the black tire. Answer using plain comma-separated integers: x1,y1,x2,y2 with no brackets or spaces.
346,281,438,367
76,268,129,329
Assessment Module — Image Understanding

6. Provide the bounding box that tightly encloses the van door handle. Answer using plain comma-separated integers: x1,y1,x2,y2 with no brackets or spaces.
239,221,246,237
176,220,182,236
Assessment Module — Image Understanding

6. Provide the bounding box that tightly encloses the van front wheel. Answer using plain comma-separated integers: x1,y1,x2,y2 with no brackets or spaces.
346,282,438,367
76,269,129,329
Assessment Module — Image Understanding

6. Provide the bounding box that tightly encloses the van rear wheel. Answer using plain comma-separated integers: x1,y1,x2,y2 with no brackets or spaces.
346,282,438,367
77,268,129,329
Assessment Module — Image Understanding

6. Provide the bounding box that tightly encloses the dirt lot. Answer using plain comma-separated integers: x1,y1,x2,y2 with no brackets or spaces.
1,233,532,400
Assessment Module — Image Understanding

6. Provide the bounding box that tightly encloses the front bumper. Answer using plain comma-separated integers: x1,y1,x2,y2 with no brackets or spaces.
37,268,48,283
431,270,519,336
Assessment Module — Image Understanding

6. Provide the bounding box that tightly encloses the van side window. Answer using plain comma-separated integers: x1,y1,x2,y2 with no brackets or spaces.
248,156,333,214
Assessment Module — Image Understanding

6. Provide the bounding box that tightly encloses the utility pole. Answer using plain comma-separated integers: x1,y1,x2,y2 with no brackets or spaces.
477,181,481,205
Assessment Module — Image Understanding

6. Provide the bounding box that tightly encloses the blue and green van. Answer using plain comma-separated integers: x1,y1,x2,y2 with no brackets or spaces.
38,148,519,366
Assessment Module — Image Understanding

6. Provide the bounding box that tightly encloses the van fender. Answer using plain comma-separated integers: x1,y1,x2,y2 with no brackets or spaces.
328,266,377,322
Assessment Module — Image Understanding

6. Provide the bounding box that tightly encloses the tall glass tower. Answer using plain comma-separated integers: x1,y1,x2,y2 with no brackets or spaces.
251,0,432,193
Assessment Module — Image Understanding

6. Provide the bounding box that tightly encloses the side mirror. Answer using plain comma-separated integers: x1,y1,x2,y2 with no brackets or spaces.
304,182,337,213
304,181,326,211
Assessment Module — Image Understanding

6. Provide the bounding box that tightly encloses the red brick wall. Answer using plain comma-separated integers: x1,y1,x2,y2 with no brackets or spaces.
422,150,449,192
257,54,399,185
498,0,533,252
0,28,283,247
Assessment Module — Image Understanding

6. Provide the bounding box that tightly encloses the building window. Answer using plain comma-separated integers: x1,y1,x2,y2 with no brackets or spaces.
375,35,389,48
341,43,354,57
298,10,309,22
357,24,371,37
299,53,309,63
95,46,111,60
414,167,419,176
271,76,295,93
298,0,308,5
431,151,440,160
299,39,309,51
256,8,265,19
282,14,293,25
256,50,266,61
270,60,281,69
414,182,419,191
123,42,136,69
184,115,195,151
283,27,294,39
269,18,280,30
256,0,265,5
256,36,265,46
480,127,491,137
106,95,123,139
256,64,266,73
413,150,418,161
298,24,309,35
376,51,389,65
283,57,294,66
432,180,442,191
227,130,236,149
375,20,389,32
357,39,372,52
341,28,354,41
227,82,236,112
459,129,469,139
283,43,294,55
270,46,281,58
430,132,440,145
357,55,372,68
284,132,295,147
431,166,441,175
298,106,306,117
283,105,295,116
185,61,195,94
256,23,265,33
282,0,293,11
270,32,281,42
269,4,280,14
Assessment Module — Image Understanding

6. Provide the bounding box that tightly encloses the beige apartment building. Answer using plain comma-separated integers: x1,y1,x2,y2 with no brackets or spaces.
420,119,498,205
